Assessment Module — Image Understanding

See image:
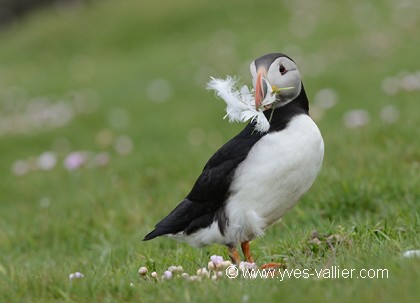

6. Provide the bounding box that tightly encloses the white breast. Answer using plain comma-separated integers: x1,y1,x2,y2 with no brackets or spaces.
224,114,324,244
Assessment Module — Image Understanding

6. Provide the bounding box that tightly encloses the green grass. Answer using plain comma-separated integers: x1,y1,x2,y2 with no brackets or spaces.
0,0,419,302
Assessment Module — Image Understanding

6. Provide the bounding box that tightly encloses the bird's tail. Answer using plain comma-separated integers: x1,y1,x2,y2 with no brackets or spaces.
142,229,161,241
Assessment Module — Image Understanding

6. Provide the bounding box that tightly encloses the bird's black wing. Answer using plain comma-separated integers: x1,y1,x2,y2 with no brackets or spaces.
143,123,265,240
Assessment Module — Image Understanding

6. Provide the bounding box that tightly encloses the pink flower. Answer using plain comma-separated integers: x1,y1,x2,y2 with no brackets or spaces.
64,151,87,170
210,255,224,267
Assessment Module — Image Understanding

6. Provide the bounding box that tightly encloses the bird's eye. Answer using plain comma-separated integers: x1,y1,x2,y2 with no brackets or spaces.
279,64,287,75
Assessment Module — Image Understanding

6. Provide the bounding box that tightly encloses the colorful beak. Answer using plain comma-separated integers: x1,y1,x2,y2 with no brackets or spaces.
255,70,267,110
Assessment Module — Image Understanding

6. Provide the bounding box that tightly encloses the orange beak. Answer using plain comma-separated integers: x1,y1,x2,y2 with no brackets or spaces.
255,70,267,110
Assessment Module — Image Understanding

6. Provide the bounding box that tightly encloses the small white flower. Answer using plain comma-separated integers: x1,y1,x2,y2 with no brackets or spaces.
197,267,210,278
163,270,172,280
11,160,30,176
402,250,420,258
381,76,400,95
138,266,148,276
37,151,57,170
114,135,133,155
146,79,173,103
181,273,189,279
211,271,224,280
208,261,215,270
401,74,419,92
221,260,232,268
167,265,183,273
380,105,399,124
151,271,158,279
314,88,338,109
188,276,198,282
94,152,110,167
69,272,84,281
239,261,256,270
343,109,370,128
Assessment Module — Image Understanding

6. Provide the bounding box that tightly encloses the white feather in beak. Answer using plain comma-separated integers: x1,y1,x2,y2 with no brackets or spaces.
207,76,291,133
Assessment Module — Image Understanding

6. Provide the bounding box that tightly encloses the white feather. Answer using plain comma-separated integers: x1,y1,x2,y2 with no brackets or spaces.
206,76,276,133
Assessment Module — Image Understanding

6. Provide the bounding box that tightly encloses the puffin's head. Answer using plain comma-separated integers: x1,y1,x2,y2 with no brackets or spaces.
250,53,302,109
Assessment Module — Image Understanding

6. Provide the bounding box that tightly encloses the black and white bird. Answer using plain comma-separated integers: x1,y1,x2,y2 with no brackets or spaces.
144,53,324,266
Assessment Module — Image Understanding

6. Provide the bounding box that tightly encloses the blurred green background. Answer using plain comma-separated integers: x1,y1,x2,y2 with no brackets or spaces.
0,0,419,302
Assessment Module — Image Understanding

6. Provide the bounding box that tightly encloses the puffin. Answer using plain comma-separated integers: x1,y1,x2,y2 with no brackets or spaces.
143,53,324,266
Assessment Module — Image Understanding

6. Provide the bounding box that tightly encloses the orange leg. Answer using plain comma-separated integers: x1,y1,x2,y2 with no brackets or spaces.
228,246,241,265
241,241,254,263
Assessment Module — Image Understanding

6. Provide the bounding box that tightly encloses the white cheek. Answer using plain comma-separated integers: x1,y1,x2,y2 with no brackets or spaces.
281,79,302,101
266,66,278,83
